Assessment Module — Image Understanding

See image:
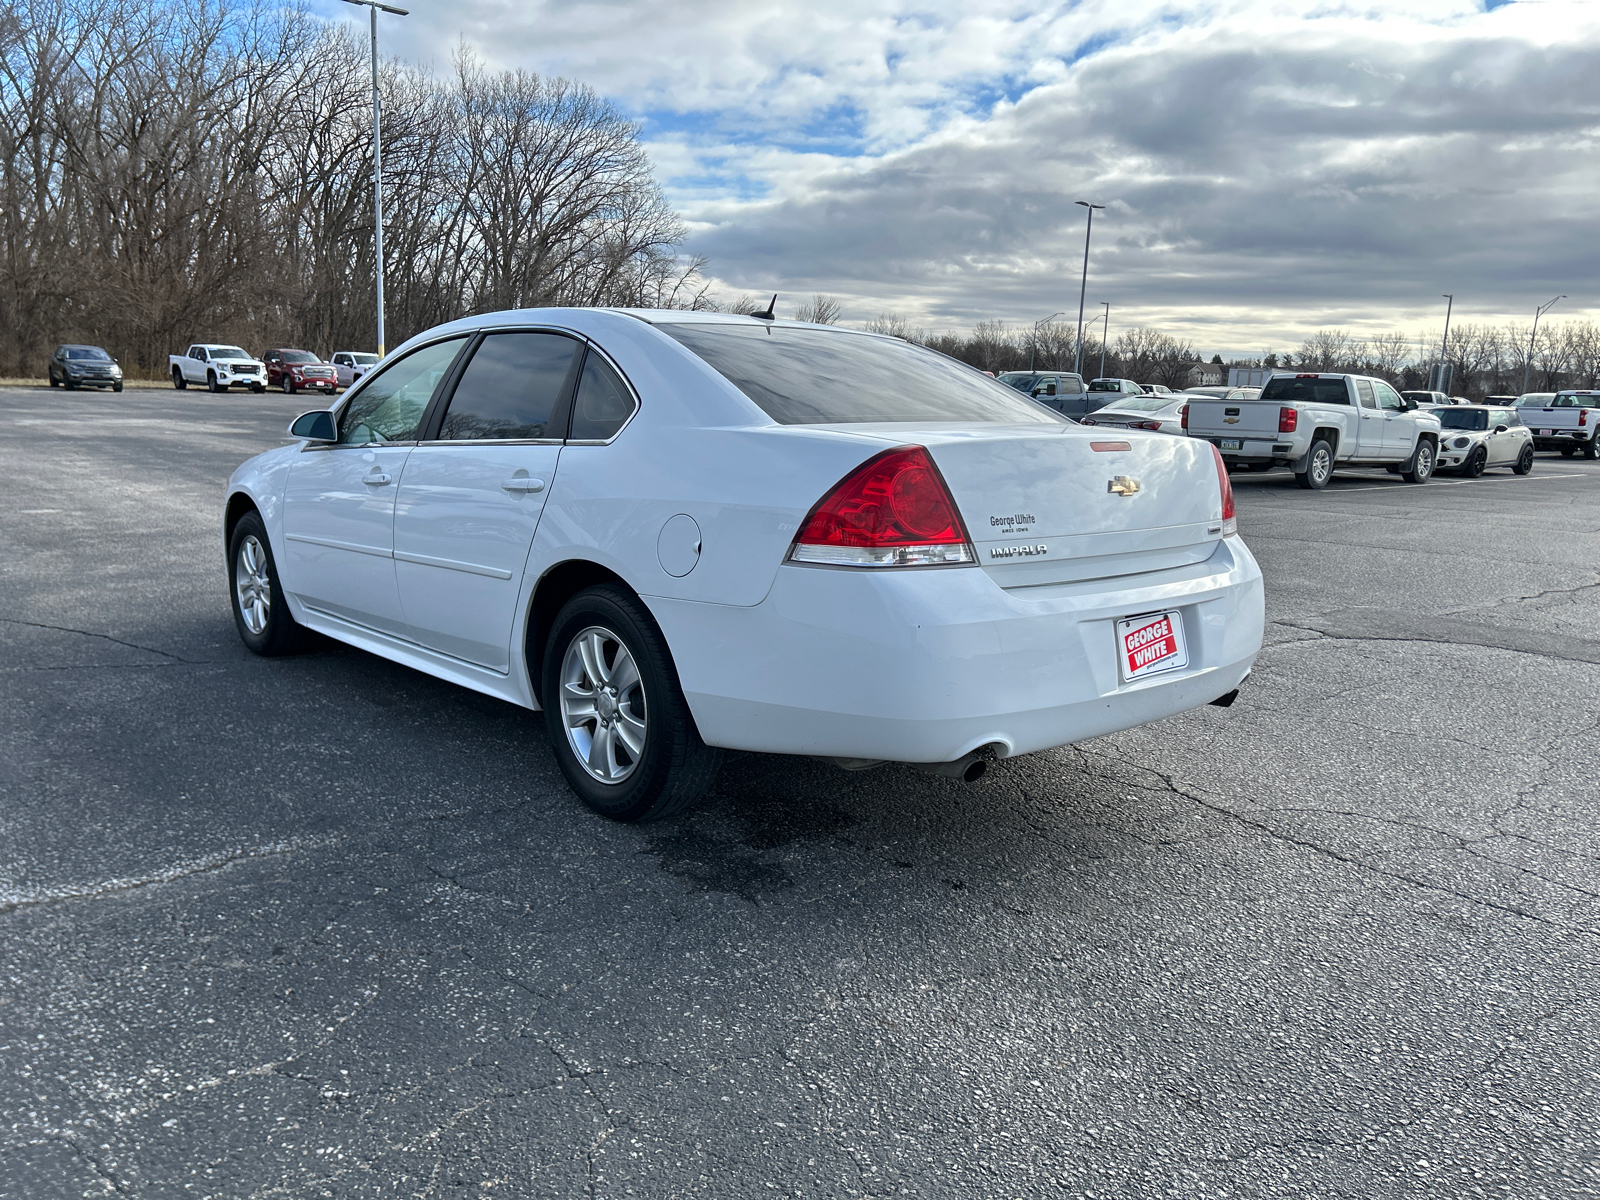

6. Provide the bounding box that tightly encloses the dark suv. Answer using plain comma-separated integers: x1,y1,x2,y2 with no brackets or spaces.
262,349,339,395
49,344,123,391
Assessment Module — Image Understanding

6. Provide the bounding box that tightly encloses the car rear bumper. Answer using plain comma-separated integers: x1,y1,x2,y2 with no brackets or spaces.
1531,431,1593,449
649,538,1264,763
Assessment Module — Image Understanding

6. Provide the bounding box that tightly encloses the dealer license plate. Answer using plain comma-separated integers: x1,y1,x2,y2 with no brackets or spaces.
1220,438,1241,451
1117,610,1189,683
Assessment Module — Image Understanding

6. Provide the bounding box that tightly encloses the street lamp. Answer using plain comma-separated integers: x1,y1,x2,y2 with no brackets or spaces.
342,0,409,358
1030,312,1064,372
1523,294,1566,394
1098,302,1110,380
1072,200,1105,376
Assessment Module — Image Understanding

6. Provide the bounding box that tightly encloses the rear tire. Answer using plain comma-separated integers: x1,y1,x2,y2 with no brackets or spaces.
542,585,721,822
1585,437,1600,462
228,512,305,656
1513,444,1534,475
1294,438,1334,490
48,371,59,388
172,368,186,389
1402,439,1436,483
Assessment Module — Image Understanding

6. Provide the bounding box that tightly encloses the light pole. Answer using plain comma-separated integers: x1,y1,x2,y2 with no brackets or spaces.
1523,294,1566,393
1030,312,1064,372
1098,302,1110,379
1072,200,1105,376
342,0,409,358
1433,294,1453,394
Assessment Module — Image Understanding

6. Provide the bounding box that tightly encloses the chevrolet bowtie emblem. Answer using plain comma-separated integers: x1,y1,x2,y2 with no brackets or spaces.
1223,416,1240,424
1108,475,1141,496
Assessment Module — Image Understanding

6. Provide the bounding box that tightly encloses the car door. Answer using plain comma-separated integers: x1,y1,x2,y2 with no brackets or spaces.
1372,381,1411,455
280,337,468,637
392,330,583,671
1353,379,1384,457
1487,412,1518,464
186,347,206,383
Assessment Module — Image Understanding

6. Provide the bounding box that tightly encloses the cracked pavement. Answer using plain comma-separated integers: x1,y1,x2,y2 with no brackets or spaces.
1,385,1597,1198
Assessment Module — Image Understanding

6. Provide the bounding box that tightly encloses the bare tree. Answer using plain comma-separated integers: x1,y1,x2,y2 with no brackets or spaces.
794,294,840,324
1368,331,1411,382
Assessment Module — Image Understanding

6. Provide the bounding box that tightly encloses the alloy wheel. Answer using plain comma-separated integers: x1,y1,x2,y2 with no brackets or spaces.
235,534,272,635
560,626,647,784
1311,446,1331,486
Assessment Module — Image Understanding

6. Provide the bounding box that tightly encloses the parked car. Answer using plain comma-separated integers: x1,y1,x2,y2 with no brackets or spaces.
1141,383,1172,395
225,310,1263,821
1400,390,1453,407
1186,372,1442,489
330,351,380,388
1089,378,1146,403
1079,394,1189,434
1433,405,1534,476
1183,386,1261,401
262,349,339,395
48,344,122,391
994,371,1092,417
170,344,266,392
1518,390,1600,458
1482,395,1517,406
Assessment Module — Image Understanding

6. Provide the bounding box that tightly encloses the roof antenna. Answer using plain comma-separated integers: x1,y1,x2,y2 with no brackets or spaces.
752,293,777,321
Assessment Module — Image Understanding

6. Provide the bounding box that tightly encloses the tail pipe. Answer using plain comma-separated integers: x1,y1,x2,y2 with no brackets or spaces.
907,751,989,783
1209,673,1250,708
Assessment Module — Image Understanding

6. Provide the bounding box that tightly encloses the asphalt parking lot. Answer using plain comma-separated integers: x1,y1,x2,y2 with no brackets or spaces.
1,385,1596,1199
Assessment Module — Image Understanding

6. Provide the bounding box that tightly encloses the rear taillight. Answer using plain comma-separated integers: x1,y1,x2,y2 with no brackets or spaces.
1180,403,1188,430
1279,407,1298,433
1210,444,1237,537
1581,409,1588,427
1135,420,1162,431
789,445,975,567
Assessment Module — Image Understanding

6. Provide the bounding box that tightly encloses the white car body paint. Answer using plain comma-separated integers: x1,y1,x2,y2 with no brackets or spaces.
226,308,1264,766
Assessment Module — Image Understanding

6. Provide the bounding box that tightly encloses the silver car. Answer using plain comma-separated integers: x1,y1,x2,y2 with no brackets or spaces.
1078,393,1190,434
1433,404,1534,476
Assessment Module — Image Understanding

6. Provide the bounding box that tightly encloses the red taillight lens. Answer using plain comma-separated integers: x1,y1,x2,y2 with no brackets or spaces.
1210,444,1237,536
1279,406,1298,433
1581,409,1588,427
790,446,975,567
1180,403,1188,430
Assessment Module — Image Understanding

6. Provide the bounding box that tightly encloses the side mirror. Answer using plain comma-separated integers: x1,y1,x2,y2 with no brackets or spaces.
289,410,336,442
1403,398,1418,410
1495,424,1509,434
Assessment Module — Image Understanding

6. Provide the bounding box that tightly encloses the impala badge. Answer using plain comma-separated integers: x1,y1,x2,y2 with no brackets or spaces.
1108,476,1141,496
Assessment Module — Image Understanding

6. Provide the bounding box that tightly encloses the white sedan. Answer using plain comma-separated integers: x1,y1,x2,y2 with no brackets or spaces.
1078,393,1191,435
224,309,1264,821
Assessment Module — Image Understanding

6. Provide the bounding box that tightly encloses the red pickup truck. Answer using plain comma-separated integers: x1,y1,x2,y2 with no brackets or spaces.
262,349,339,395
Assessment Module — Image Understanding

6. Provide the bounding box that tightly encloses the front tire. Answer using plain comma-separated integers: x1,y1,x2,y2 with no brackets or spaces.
282,376,294,394
542,585,721,822
1294,438,1334,489
1464,445,1487,478
1402,439,1436,483
1513,444,1534,475
207,371,221,393
112,381,123,393
228,512,305,656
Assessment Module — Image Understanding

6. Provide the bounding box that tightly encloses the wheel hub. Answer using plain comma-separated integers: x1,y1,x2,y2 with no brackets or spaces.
559,626,647,784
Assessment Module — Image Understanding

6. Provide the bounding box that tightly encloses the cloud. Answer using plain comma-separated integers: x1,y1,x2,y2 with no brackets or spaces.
316,0,1600,348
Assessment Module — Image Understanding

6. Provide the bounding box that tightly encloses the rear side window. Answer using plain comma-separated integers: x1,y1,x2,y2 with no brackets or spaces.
1554,394,1600,408
1260,377,1351,405
659,324,1062,425
438,332,580,441
569,352,637,441
338,338,466,445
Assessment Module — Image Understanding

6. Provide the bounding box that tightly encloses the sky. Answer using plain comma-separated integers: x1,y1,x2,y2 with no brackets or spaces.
318,0,1600,356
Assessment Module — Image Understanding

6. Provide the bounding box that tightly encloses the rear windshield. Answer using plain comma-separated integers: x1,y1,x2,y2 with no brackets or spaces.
1088,380,1122,392
1259,376,1351,405
1436,409,1488,431
1553,393,1600,408
1399,391,1435,403
658,324,1064,425
1104,395,1171,413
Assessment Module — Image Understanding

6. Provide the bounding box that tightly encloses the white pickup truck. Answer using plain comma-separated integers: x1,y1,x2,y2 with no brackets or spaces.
1518,390,1600,458
1186,372,1442,490
169,344,267,393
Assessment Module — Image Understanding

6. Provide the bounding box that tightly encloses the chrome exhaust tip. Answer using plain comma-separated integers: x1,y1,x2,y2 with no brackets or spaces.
907,752,988,784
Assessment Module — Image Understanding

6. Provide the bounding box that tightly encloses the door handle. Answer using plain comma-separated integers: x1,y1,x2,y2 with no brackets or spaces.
501,477,545,493
363,471,391,486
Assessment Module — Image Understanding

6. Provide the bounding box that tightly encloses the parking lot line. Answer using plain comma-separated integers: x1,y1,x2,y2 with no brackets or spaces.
1318,471,1587,493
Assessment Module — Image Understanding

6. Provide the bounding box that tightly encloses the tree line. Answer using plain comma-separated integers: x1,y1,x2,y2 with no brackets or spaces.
0,0,701,378
795,298,1600,398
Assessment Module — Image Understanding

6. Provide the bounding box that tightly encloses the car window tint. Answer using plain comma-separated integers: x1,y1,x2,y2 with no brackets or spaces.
569,352,637,441
1259,377,1350,405
439,333,580,441
661,324,1061,426
1356,380,1376,409
338,338,465,445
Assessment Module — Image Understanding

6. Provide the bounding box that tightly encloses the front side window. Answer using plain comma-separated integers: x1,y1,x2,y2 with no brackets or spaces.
1374,382,1404,411
1262,376,1351,405
337,337,466,445
569,352,637,441
438,332,580,441
660,324,1062,425
192,347,207,361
